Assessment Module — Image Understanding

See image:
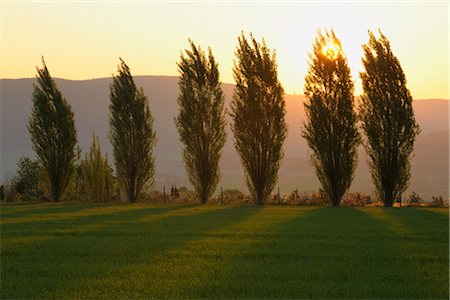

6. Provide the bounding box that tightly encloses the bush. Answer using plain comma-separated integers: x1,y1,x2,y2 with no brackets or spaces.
12,156,42,201
341,192,372,207
139,189,196,204
407,192,423,207
271,190,288,205
219,189,245,204
279,190,329,206
430,196,446,207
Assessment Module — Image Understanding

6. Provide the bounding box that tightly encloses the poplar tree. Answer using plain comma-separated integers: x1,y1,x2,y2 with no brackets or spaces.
79,133,115,202
109,58,156,203
231,32,287,205
175,40,226,204
28,58,78,202
360,30,420,207
302,29,360,206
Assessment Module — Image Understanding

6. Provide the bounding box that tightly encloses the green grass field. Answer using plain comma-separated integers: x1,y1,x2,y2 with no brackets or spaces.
1,203,448,299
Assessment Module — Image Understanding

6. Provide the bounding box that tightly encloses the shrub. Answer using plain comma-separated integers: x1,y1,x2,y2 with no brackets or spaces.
430,196,446,207
284,190,330,206
407,192,423,207
341,192,372,207
220,189,245,204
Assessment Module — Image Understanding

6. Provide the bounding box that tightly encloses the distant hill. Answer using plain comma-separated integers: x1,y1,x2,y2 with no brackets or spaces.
1,76,448,199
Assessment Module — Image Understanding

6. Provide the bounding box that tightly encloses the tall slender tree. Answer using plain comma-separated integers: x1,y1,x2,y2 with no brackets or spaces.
109,58,156,203
79,133,115,202
175,40,226,204
302,29,360,206
231,32,287,205
28,58,78,202
360,30,420,207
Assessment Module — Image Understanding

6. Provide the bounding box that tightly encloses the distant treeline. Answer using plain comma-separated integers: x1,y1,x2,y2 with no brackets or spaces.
1,29,424,207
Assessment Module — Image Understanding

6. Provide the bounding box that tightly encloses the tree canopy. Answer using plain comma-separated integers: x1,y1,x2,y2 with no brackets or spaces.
359,30,420,207
109,58,156,203
302,29,360,206
175,40,227,204
231,32,287,205
28,58,78,202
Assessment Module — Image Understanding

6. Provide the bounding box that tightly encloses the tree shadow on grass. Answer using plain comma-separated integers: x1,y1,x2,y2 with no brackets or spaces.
194,206,445,299
383,207,449,228
0,202,104,218
106,206,320,299
374,207,449,298
1,205,190,244
1,205,262,299
1,204,192,297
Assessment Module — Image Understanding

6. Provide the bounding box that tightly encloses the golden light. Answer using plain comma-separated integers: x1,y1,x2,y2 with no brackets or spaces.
321,39,341,60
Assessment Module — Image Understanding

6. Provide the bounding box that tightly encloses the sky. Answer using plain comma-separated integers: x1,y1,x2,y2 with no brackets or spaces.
1,1,448,99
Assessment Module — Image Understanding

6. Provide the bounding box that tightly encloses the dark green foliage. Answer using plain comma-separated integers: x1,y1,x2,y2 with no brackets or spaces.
79,133,115,202
12,156,41,200
231,32,287,205
109,58,156,203
302,29,360,206
28,58,78,202
175,40,227,204
302,30,360,205
360,30,420,207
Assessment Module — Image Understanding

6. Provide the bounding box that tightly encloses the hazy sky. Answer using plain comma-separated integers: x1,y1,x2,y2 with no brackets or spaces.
1,1,448,99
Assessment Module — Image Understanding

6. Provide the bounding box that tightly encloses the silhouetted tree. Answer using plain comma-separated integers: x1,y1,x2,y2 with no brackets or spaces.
28,58,78,202
79,133,115,202
231,32,287,205
360,30,420,207
175,40,227,204
302,29,360,206
109,58,156,203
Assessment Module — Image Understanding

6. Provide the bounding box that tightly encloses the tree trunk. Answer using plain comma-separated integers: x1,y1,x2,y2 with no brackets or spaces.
255,190,264,205
128,185,136,203
200,192,208,205
331,192,340,206
52,186,61,203
384,191,394,207
384,199,393,207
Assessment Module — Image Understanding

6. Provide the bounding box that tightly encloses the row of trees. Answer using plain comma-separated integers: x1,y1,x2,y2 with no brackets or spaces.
25,29,418,207
303,29,419,207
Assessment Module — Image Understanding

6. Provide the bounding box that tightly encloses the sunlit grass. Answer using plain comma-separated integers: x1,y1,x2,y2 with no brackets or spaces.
1,204,448,299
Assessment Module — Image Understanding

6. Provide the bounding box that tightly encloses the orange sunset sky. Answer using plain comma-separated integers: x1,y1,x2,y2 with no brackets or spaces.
1,1,448,99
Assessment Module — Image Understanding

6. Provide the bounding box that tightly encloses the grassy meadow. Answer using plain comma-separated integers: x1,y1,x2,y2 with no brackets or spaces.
0,203,448,299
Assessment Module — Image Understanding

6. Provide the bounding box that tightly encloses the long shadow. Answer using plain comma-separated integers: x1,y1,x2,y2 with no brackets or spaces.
0,203,103,218
194,207,445,299
385,207,449,224
0,203,170,225
379,207,449,298
1,205,189,244
0,205,262,299
120,206,320,299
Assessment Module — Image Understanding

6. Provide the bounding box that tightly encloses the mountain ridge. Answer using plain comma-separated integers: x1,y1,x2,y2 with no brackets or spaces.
2,76,449,101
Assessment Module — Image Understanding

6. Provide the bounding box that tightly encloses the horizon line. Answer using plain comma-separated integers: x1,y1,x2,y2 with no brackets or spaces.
1,76,448,100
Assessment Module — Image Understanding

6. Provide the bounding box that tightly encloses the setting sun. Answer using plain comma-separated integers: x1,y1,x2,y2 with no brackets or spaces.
321,39,342,60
